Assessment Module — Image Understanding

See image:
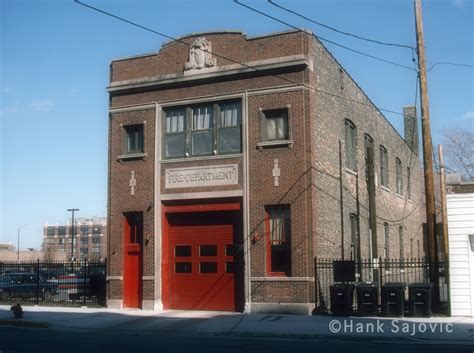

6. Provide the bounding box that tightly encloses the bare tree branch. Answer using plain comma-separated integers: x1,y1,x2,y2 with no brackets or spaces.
441,128,474,180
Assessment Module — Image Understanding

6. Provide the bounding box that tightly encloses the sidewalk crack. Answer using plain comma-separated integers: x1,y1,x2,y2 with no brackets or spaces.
226,314,246,334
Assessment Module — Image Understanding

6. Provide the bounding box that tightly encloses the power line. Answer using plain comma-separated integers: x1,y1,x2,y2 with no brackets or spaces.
428,62,474,72
234,0,417,72
74,0,406,117
268,0,415,50
312,165,423,225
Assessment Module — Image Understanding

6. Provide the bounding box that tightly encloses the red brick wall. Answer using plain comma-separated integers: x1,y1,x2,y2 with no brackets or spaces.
108,108,155,301
110,31,309,83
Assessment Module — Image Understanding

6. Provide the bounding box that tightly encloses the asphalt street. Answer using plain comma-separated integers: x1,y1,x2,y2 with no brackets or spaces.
0,326,472,353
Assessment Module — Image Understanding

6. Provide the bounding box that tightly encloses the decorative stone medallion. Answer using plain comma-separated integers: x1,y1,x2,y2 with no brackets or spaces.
184,37,216,71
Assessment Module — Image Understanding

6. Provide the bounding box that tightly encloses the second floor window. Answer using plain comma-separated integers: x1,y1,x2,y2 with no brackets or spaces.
164,108,186,159
163,100,242,159
192,105,214,155
263,108,289,141
380,146,389,187
396,158,403,195
345,119,357,171
124,124,144,154
219,102,241,153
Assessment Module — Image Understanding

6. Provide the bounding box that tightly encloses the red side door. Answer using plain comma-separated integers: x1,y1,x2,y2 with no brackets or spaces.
123,213,143,308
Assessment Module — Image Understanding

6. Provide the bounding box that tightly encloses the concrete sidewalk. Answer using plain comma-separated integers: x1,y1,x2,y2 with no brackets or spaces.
0,305,473,345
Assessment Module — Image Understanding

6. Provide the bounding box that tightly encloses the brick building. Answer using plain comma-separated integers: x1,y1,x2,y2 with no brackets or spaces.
107,30,424,313
43,217,107,260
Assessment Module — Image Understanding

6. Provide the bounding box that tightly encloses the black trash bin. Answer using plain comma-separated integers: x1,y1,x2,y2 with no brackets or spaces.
381,282,406,317
409,282,433,317
330,284,354,316
356,282,379,316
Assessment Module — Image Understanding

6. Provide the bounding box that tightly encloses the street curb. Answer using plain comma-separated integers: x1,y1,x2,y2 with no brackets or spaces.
222,331,474,346
0,319,49,329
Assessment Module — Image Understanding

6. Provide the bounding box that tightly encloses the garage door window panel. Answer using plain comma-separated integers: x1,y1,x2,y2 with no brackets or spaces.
200,262,218,273
175,245,191,257
200,245,217,257
175,262,192,274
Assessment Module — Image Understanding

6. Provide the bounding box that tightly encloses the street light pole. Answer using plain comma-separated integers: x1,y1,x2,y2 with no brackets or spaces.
17,224,29,263
67,208,80,261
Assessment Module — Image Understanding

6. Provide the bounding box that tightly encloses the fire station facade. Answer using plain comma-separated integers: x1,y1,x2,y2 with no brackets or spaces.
107,30,424,313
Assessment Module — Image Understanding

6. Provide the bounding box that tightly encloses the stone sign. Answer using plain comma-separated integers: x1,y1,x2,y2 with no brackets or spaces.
165,165,238,189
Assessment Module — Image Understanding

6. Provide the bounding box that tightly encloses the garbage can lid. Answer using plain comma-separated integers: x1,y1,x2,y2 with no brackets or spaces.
356,282,378,288
331,283,355,289
382,282,407,288
408,282,433,289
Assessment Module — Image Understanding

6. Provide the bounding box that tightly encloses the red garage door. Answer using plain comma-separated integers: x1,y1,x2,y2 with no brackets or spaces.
168,223,235,311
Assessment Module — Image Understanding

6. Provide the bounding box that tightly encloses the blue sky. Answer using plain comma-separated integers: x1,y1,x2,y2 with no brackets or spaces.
1,0,472,250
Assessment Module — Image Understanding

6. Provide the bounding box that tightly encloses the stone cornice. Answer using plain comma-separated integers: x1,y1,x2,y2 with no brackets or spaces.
108,55,310,93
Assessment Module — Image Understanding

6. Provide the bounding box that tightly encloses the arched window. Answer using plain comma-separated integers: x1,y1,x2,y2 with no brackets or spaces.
344,119,357,171
395,158,403,195
379,146,389,187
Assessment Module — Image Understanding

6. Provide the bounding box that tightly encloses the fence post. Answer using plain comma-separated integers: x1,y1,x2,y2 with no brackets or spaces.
35,259,40,305
83,259,87,307
378,256,383,289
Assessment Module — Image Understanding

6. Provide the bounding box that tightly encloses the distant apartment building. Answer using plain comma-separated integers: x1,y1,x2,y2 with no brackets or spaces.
0,243,15,251
43,217,107,260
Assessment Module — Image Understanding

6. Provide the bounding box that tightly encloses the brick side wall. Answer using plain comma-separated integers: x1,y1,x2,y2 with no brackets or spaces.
310,37,424,262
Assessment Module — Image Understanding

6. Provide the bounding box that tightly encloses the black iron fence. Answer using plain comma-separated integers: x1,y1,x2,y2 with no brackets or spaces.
0,260,106,307
315,257,449,315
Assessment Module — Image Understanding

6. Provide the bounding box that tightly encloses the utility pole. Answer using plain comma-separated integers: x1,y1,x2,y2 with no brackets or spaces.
438,145,449,263
67,208,80,261
339,140,345,260
414,0,440,308
366,142,378,282
438,144,450,315
355,173,362,279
